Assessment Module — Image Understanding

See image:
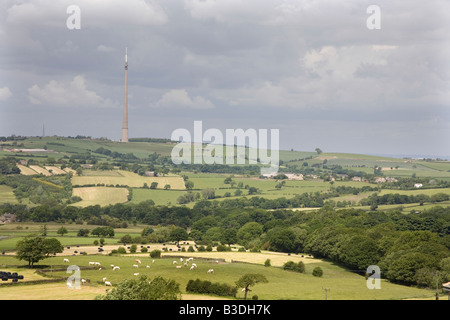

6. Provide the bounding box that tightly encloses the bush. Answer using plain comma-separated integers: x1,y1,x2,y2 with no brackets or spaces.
283,261,305,273
264,259,271,267
186,278,237,297
312,267,323,277
117,247,126,254
150,249,161,258
216,244,231,252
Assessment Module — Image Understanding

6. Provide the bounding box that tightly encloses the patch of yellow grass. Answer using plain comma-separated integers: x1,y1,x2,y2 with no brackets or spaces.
0,282,106,300
64,168,77,175
72,170,186,189
29,165,52,176
16,164,37,175
72,187,129,207
162,251,320,267
44,166,67,175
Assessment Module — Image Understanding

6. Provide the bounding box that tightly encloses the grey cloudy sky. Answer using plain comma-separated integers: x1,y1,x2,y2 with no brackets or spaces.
0,0,449,157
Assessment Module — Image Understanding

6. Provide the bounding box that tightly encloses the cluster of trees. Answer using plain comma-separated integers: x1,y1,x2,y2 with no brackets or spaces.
382,177,450,190
360,192,450,207
2,192,449,288
186,278,238,297
0,175,73,205
16,236,63,267
0,158,20,174
93,147,137,160
97,275,181,300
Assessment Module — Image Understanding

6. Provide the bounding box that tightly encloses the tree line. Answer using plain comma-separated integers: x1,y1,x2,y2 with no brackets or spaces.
2,198,449,287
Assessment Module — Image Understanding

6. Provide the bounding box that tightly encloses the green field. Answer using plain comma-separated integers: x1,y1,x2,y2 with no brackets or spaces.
130,189,188,206
0,251,437,300
0,185,17,204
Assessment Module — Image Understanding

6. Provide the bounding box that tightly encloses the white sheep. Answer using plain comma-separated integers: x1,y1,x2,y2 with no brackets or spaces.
191,263,197,268
63,258,69,263
152,260,155,264
81,279,87,285
146,265,150,268
173,261,177,264
135,259,141,264
134,273,139,276
89,262,95,266
105,281,112,286
190,266,195,271
207,269,214,274
176,265,182,269
103,277,107,282
110,264,115,268
113,266,120,271
133,264,139,268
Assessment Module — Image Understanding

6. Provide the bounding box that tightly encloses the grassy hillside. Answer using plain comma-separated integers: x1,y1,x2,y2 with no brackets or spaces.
1,136,450,210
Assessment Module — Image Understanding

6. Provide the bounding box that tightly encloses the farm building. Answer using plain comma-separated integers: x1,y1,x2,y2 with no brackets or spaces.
0,214,16,224
6,148,53,153
284,173,304,180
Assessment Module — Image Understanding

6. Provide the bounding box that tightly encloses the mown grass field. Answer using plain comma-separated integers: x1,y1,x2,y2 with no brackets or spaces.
72,170,185,190
72,187,129,207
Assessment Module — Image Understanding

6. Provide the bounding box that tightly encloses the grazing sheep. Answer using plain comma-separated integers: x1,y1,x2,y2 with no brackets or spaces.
89,262,95,266
81,279,87,285
134,273,139,276
176,265,182,269
63,258,69,263
173,261,177,264
135,259,141,264
207,269,214,274
190,266,195,271
110,264,115,268
105,281,112,286
191,263,197,268
133,264,139,268
146,265,150,268
113,266,120,271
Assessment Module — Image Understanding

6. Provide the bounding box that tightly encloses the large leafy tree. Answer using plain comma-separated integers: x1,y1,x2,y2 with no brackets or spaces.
169,227,188,245
235,273,268,300
16,235,63,268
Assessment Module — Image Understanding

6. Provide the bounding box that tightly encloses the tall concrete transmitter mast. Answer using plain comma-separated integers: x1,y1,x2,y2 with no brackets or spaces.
121,48,129,143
